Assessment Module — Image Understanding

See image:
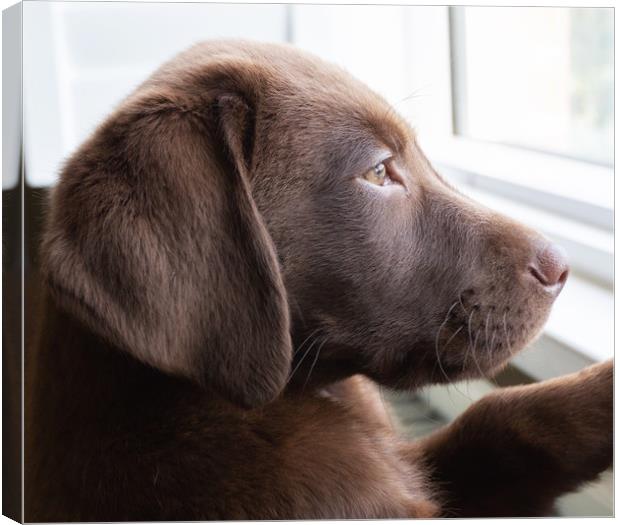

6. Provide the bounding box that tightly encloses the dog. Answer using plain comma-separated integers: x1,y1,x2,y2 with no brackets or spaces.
25,40,613,520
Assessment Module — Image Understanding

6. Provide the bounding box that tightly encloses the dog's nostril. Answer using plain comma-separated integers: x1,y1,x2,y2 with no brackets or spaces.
528,243,569,288
528,265,547,285
557,268,569,285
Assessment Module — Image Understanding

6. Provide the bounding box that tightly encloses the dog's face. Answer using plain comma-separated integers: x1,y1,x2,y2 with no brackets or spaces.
238,45,568,390
42,41,567,407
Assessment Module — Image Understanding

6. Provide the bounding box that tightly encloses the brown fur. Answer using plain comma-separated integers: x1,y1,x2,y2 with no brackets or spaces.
25,40,612,520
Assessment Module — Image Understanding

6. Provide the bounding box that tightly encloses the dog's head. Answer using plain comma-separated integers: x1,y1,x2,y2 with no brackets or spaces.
42,41,568,407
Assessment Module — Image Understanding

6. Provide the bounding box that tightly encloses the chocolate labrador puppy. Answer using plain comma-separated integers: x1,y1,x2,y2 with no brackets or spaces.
26,40,612,520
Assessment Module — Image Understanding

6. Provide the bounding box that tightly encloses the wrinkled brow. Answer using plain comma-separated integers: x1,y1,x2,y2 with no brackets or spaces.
363,102,414,157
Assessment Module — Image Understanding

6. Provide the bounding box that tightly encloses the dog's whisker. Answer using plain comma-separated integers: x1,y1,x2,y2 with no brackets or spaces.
465,307,475,347
465,378,474,400
302,337,327,392
289,296,307,328
470,357,488,385
470,329,481,368
482,316,502,388
287,333,322,383
502,312,513,355
441,325,464,356
293,327,322,356
483,313,501,386
443,325,464,349
435,303,473,403
458,294,470,315
488,327,497,355
484,311,492,351
429,358,440,385
488,341,501,389
446,347,474,403
449,379,474,403
437,301,460,336
433,301,460,385
461,338,471,375
461,306,480,374
288,338,318,378
470,329,488,379
398,87,427,104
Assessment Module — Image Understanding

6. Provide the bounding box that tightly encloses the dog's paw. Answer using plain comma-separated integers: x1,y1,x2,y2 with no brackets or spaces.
574,358,613,394
559,359,613,477
568,359,613,423
487,359,613,480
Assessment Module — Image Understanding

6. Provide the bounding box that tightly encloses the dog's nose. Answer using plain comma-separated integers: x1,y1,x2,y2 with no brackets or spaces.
528,243,569,290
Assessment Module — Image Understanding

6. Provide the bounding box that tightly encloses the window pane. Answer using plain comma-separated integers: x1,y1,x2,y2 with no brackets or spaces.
453,7,613,166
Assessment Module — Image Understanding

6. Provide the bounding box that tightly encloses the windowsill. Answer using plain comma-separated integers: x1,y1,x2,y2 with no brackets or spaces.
421,136,613,230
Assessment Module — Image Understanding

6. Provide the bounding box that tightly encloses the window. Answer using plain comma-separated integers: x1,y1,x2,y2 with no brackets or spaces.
451,7,613,167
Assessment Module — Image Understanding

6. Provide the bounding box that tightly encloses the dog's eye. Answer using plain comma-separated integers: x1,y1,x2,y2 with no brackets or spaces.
363,162,390,186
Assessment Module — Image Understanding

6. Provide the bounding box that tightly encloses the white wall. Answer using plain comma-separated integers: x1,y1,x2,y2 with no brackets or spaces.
23,1,290,186
3,3,22,190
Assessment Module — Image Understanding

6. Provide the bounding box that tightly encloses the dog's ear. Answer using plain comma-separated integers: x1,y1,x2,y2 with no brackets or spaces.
41,80,292,409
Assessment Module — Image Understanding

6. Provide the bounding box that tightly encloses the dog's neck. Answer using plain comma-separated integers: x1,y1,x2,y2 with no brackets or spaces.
286,353,361,393
28,290,364,435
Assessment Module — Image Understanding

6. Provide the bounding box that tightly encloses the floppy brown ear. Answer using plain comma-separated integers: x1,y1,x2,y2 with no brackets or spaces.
41,84,292,408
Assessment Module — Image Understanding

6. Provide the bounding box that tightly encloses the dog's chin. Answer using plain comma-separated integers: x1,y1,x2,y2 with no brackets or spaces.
311,283,556,392
425,283,556,377
428,340,515,385
374,305,552,391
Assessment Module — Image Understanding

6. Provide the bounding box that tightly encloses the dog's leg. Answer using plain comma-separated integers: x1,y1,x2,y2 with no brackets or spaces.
403,360,613,517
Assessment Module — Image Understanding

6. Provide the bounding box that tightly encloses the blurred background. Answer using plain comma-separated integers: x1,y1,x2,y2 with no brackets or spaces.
10,1,614,516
